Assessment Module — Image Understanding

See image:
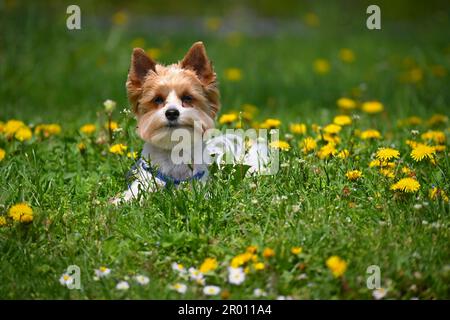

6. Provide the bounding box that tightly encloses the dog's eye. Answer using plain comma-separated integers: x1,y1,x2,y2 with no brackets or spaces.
181,95,193,103
153,96,164,105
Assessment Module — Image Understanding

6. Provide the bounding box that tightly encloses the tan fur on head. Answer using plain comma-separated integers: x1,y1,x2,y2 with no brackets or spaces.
126,42,220,147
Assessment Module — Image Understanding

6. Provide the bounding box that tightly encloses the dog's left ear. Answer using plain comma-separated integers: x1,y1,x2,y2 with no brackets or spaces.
181,42,215,85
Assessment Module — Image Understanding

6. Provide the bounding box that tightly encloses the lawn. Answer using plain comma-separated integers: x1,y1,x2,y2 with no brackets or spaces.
0,1,449,299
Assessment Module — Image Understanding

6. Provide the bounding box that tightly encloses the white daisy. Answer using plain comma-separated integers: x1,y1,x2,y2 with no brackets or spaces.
134,275,150,285
59,273,74,287
170,283,187,294
253,288,267,297
276,295,293,300
171,262,186,274
372,288,388,300
188,267,204,283
116,281,130,291
203,285,221,296
228,267,245,285
94,266,111,278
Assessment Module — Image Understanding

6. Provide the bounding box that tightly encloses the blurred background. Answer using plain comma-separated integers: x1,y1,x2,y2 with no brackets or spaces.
1,0,449,126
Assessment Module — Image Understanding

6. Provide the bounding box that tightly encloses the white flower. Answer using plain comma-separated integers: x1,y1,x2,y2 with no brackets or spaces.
103,99,116,112
228,267,245,285
413,204,423,210
253,288,267,297
172,262,186,274
188,267,205,284
116,281,130,291
276,295,293,300
203,285,221,296
94,266,111,278
134,275,150,285
59,273,74,287
372,288,388,300
170,283,187,294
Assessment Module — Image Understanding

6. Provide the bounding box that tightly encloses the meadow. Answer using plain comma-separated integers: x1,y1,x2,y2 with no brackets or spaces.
0,1,449,299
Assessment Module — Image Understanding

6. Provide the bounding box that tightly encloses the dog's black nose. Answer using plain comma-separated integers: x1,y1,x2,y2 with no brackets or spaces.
165,108,180,121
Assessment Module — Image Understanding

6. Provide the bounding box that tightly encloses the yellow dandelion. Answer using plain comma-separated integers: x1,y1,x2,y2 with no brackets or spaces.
337,149,350,159
339,48,355,63
427,114,448,126
253,262,265,271
224,68,242,81
362,101,384,114
313,59,330,74
219,113,238,125
291,247,303,255
290,123,307,135
231,252,254,268
127,151,138,159
317,142,337,159
369,159,395,168
8,203,33,223
346,170,362,181
397,116,422,127
77,142,86,152
15,127,32,142
112,10,128,26
109,143,127,155
105,121,119,132
0,216,7,227
337,97,357,110
376,148,400,161
390,177,420,193
429,187,449,202
326,256,347,278
421,130,446,144
401,166,412,175
360,129,382,140
0,148,5,161
269,140,290,151
80,124,96,135
246,245,257,254
380,168,395,179
35,124,62,137
3,119,26,137
411,144,435,162
262,248,275,259
433,145,446,152
260,118,281,129
199,258,218,273
300,137,317,153
333,115,352,126
323,124,342,135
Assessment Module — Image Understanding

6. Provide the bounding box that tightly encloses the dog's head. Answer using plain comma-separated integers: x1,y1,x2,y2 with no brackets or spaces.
126,42,220,149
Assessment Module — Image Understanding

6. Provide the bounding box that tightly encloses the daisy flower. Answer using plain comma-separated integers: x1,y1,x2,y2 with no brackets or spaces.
172,262,186,275
376,148,400,161
203,285,221,296
228,267,245,285
410,144,435,162
94,266,111,278
188,267,205,285
372,288,388,300
170,283,187,294
253,288,267,297
59,273,74,287
134,275,150,285
390,178,420,193
116,281,130,291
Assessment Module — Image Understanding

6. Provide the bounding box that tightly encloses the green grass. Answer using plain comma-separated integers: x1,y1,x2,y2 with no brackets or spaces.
1,2,449,299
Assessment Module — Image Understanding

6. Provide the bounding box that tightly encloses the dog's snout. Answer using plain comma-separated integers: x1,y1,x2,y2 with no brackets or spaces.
165,108,180,121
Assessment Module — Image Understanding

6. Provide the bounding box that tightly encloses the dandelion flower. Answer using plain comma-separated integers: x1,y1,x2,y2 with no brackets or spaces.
317,143,337,159
15,127,32,141
260,118,281,129
360,129,382,140
337,149,350,159
127,151,138,159
269,140,290,151
134,275,150,285
427,114,448,126
313,59,330,74
333,115,352,126
346,170,362,181
326,255,348,278
380,168,395,179
429,187,449,202
224,68,242,81
246,245,258,254
410,144,435,162
0,148,5,161
203,285,221,296
105,121,119,132
421,130,445,144
199,258,218,273
291,247,303,255
323,124,342,135
94,266,111,278
230,252,254,268
109,143,127,155
170,282,187,294
228,267,245,285
339,48,355,63
35,124,61,137
0,216,7,227
376,148,400,161
219,113,238,125
290,123,307,134
3,120,26,137
112,10,128,25
116,281,130,291
390,177,420,193
253,262,265,271
59,273,74,287
337,97,356,110
80,124,96,135
300,137,317,153
262,248,275,259
8,203,33,223
362,101,384,114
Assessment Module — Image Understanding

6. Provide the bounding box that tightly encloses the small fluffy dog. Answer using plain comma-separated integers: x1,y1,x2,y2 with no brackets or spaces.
114,42,269,203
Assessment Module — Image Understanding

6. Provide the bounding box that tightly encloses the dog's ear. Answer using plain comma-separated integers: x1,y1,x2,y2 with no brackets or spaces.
127,48,156,113
181,41,215,85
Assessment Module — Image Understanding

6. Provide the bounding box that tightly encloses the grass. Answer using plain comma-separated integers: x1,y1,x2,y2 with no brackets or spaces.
1,2,449,299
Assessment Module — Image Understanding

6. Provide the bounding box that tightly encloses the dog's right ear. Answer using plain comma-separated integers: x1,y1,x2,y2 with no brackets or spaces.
127,48,156,113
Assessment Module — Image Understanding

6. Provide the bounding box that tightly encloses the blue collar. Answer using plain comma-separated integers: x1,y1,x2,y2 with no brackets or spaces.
133,158,205,186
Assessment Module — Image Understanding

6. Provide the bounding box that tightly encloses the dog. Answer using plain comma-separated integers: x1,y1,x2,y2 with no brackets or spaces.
113,42,271,204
